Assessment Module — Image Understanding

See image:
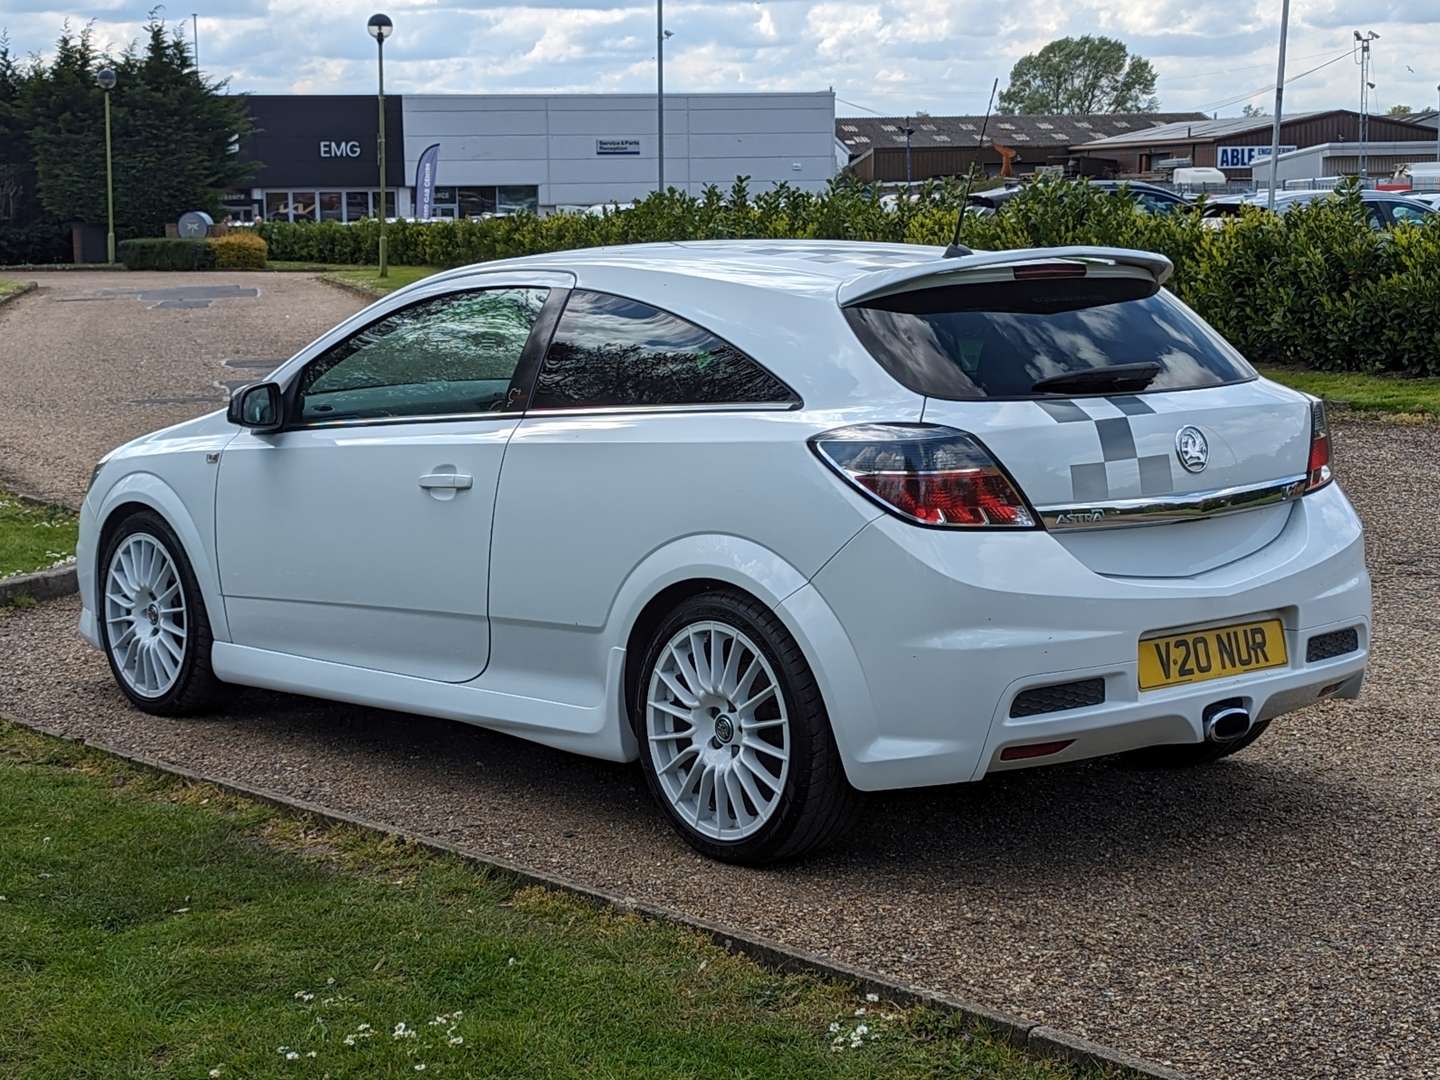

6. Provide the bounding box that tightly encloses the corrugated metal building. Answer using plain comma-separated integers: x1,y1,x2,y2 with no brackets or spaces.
837,113,1208,181
1069,110,1437,177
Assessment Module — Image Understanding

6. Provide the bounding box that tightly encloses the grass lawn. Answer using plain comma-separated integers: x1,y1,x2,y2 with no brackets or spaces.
266,261,439,297
1258,366,1440,420
0,494,77,581
0,277,32,298
0,721,1100,1080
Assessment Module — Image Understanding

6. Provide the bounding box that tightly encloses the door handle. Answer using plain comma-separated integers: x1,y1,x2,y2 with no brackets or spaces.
418,472,473,490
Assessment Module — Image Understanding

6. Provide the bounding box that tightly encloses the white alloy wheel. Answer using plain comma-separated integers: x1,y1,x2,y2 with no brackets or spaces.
103,532,188,698
646,619,791,841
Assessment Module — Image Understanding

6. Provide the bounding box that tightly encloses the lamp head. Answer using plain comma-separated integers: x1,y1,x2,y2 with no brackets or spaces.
367,13,393,40
96,68,117,91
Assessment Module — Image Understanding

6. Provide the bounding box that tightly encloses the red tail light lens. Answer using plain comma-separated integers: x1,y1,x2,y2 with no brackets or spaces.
811,424,1036,528
1306,399,1333,492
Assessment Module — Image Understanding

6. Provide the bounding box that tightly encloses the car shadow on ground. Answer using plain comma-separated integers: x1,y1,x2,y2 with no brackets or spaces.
161,680,1366,883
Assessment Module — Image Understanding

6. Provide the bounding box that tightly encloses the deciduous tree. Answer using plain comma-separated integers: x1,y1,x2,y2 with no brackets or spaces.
999,36,1159,115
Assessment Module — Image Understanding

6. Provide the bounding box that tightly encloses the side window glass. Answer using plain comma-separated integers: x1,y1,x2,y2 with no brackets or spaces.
1389,202,1429,225
298,288,548,423
531,290,795,410
1364,204,1387,230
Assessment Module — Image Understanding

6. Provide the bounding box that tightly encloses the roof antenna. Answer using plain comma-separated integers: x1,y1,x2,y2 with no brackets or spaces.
945,77,999,258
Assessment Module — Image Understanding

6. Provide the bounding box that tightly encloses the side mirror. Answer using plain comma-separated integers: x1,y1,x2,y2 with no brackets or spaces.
227,381,284,431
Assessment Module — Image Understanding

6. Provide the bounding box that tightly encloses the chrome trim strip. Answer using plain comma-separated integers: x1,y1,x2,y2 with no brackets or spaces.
292,400,800,431
522,401,801,418
1038,474,1308,532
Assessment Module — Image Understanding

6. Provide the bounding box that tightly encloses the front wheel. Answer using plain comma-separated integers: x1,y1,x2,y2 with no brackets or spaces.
634,589,857,864
99,510,222,716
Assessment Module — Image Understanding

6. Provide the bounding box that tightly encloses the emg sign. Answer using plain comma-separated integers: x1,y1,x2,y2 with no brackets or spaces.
319,140,362,158
1217,144,1297,170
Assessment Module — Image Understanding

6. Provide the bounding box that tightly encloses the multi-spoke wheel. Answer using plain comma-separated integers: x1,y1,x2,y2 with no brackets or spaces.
99,510,221,715
634,589,857,864
105,533,187,698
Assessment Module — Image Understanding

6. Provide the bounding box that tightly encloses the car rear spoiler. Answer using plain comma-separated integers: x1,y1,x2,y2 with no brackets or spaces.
837,246,1175,307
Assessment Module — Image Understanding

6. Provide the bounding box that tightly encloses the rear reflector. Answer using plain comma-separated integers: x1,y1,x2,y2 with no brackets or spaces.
811,424,1036,528
999,740,1076,761
1306,399,1333,492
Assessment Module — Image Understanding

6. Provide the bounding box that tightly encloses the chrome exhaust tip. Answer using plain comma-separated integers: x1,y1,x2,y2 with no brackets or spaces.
1204,702,1252,743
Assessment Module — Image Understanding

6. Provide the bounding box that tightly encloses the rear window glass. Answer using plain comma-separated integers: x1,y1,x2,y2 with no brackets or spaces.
845,277,1255,400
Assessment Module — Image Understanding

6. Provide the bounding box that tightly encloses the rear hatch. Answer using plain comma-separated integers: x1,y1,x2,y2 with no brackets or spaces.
841,250,1313,577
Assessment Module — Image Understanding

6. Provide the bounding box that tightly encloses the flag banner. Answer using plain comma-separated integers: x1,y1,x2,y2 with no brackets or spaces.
415,143,441,220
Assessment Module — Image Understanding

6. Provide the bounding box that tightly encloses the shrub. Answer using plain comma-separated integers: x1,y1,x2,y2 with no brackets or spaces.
117,238,215,271
209,230,268,270
254,177,1440,376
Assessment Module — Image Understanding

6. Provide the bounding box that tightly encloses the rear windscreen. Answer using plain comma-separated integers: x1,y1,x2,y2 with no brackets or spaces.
845,277,1255,400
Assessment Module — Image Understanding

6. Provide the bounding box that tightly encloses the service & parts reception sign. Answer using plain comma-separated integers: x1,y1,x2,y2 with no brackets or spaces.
596,138,642,156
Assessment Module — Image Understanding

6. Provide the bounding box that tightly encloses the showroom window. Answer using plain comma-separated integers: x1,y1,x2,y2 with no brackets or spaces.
297,288,550,422
531,291,797,410
419,185,539,220
260,190,397,222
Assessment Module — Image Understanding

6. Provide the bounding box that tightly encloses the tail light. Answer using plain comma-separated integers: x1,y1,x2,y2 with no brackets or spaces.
811,424,1036,528
1306,399,1332,492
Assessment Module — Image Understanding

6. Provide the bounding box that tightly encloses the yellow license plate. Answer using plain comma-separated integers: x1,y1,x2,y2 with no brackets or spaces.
1138,618,1288,691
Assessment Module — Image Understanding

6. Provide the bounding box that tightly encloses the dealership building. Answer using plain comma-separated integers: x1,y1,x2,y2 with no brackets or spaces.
224,91,837,221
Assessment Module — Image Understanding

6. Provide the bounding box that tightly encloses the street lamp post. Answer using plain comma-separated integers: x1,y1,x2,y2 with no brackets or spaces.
656,0,665,193
96,68,117,264
903,118,915,186
367,13,393,279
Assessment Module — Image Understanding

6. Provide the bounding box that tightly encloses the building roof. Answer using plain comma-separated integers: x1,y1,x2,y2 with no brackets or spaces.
1070,113,1338,150
835,113,1208,154
1406,109,1438,130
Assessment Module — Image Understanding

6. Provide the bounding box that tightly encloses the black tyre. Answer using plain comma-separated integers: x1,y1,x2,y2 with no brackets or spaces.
98,509,223,716
633,588,858,864
1124,719,1272,768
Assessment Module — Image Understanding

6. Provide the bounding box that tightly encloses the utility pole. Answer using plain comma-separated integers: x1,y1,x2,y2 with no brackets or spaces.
1266,0,1290,209
656,0,665,193
1354,31,1379,182
191,14,199,69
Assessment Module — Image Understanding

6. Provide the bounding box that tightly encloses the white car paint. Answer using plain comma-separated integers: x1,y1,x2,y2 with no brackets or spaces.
78,240,1371,792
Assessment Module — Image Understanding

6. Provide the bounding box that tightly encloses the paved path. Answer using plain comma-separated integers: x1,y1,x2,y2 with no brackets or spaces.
0,270,363,505
0,414,1434,1079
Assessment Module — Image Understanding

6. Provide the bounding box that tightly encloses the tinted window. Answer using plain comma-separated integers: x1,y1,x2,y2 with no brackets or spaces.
531,291,796,410
298,288,547,422
846,278,1254,400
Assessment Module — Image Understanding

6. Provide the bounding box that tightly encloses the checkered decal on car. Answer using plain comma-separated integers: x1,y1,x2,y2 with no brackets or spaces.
1036,396,1175,502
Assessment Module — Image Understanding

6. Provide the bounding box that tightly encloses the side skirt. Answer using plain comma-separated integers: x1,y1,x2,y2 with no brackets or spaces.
210,641,636,762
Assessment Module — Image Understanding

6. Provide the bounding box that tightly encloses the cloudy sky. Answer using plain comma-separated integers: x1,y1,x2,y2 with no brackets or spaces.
4,0,1440,118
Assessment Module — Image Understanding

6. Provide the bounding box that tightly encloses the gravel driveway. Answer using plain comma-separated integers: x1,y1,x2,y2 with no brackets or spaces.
0,270,362,505
0,418,1434,1079
0,280,1435,1078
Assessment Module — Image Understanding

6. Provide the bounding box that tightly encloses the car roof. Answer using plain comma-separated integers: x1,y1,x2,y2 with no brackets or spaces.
444,240,947,297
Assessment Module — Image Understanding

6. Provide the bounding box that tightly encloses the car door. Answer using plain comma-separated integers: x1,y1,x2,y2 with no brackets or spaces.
215,274,569,682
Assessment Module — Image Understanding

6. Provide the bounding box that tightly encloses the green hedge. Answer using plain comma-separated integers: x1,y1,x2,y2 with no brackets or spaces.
255,179,1440,376
117,237,215,271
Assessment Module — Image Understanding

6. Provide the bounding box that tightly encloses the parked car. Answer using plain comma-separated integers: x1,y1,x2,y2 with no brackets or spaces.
78,240,1371,863
967,179,1192,214
1201,189,1438,228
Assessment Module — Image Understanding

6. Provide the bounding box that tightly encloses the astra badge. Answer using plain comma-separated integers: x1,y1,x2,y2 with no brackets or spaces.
1175,426,1209,473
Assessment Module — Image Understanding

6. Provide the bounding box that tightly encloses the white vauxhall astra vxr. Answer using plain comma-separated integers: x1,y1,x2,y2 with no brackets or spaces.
77,240,1371,863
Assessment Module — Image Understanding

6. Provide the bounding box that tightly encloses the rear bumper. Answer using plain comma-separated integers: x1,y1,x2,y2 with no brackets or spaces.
804,482,1371,791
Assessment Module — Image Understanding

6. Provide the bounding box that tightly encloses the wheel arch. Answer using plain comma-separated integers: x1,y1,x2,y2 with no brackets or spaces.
93,473,230,642
609,534,876,783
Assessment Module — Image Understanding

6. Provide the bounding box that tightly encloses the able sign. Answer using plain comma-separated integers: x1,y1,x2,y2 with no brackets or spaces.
1217,144,1297,170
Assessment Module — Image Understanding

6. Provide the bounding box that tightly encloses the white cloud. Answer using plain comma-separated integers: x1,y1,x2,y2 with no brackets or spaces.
3,0,1440,117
